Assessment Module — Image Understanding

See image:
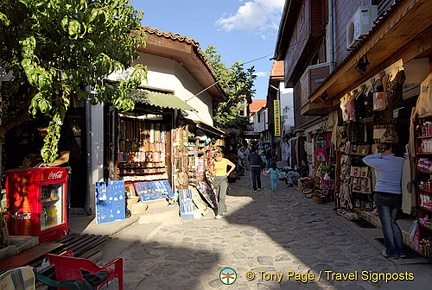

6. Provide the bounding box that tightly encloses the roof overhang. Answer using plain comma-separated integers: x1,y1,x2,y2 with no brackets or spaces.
130,89,196,111
138,27,226,102
308,0,432,108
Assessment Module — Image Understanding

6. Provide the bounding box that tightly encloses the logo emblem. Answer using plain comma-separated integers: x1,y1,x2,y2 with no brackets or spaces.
48,171,63,180
219,267,237,285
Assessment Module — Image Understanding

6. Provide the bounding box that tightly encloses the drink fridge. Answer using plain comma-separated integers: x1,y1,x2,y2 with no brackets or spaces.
5,167,68,243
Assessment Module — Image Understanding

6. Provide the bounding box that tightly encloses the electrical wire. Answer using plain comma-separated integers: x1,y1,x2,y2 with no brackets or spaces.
242,53,273,65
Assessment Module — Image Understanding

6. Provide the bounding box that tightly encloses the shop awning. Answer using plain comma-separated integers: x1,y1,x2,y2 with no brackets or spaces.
130,89,196,111
196,122,225,138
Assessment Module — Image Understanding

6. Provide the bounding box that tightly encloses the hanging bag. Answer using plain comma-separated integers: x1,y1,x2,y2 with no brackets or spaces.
372,73,389,111
415,72,432,116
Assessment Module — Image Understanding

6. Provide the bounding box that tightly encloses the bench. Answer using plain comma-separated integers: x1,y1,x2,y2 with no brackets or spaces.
0,242,63,273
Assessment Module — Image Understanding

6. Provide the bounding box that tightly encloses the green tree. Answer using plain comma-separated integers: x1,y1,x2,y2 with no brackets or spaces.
204,46,256,131
0,0,147,162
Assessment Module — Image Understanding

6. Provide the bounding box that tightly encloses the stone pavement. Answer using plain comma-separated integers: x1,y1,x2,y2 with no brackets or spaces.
70,173,432,290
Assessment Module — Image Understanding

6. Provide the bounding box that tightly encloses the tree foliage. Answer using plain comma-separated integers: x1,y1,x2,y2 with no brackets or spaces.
0,0,147,162
204,46,256,131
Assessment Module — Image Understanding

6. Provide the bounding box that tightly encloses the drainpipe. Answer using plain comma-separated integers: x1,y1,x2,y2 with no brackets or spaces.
328,0,335,72
0,81,2,187
85,97,92,215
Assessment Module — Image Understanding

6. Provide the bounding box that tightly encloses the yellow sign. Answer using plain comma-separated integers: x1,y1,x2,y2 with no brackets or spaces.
274,100,281,136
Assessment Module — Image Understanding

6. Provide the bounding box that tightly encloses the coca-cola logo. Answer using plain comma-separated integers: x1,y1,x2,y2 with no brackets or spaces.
48,171,64,180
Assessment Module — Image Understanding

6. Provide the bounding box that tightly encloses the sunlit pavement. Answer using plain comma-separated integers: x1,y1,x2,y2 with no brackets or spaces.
90,172,432,289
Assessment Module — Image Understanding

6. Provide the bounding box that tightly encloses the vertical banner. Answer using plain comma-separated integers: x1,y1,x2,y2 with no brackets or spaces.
274,100,281,136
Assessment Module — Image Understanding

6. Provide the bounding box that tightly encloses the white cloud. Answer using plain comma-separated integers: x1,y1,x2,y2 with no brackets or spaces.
216,0,285,36
254,71,268,77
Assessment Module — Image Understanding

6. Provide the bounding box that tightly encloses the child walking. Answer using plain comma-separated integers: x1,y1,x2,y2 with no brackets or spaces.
266,162,282,191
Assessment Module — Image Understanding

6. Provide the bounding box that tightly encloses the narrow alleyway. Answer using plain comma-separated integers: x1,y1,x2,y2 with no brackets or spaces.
98,172,432,290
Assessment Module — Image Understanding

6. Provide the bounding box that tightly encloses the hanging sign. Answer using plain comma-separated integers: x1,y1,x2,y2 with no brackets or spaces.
274,100,281,136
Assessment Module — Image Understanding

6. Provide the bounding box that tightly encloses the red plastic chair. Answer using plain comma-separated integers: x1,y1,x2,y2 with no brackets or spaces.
45,251,123,290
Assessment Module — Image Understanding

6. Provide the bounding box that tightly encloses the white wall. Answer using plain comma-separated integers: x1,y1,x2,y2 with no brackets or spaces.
134,53,214,125
280,85,294,134
253,109,268,133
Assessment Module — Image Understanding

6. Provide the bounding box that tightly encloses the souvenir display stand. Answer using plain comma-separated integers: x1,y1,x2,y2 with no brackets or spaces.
110,112,175,216
117,114,168,182
95,181,125,224
312,131,335,204
334,62,409,220
172,125,222,218
415,114,432,256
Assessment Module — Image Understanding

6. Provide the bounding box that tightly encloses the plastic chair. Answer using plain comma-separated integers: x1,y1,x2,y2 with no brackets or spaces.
0,267,35,290
45,250,123,290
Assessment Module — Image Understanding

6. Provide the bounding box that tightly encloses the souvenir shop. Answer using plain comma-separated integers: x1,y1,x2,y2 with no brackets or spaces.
104,104,226,221
104,105,176,220
328,58,432,256
292,126,335,205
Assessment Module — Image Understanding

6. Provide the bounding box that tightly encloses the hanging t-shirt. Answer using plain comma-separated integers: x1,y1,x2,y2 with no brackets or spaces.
387,70,406,111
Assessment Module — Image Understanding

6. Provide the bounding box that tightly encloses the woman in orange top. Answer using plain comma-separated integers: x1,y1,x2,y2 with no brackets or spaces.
211,152,235,219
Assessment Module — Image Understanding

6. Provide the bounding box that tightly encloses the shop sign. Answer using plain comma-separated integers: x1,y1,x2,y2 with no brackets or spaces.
274,100,281,136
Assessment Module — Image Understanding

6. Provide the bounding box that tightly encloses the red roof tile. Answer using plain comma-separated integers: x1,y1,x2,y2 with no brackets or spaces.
270,61,284,77
249,99,266,112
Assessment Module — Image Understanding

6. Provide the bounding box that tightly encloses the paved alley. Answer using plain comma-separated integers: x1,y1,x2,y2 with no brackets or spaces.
97,173,432,290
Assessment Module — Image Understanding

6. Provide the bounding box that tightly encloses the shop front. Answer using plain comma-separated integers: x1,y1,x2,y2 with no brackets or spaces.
301,57,431,258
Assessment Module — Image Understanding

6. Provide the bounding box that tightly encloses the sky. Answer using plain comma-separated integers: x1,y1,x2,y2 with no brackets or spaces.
130,0,285,100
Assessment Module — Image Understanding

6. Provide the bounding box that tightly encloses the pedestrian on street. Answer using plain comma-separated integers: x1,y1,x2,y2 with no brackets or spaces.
243,145,251,170
211,151,236,219
265,146,274,169
237,147,245,176
248,146,265,191
266,162,282,191
363,143,406,259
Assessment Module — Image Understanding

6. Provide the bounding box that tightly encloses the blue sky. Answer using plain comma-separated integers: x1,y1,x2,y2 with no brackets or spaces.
130,0,285,100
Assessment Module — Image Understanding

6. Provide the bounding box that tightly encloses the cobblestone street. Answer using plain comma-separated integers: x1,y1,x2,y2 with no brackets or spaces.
98,173,432,289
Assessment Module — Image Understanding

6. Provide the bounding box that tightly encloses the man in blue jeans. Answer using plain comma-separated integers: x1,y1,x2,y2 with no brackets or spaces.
363,143,406,259
248,147,265,191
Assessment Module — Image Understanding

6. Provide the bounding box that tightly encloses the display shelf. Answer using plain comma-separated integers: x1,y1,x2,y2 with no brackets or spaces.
415,114,432,256
41,197,59,203
417,152,432,156
419,206,432,212
419,223,432,231
418,113,432,119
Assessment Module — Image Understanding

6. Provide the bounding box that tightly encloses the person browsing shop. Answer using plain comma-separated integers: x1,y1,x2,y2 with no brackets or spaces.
284,160,309,187
211,152,235,219
363,143,406,259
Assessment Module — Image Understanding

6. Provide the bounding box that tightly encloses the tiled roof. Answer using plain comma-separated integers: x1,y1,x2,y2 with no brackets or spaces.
270,61,284,77
142,26,201,47
141,26,211,73
249,99,266,112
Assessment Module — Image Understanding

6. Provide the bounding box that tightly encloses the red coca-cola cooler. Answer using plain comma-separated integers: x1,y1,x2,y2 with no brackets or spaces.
5,167,68,242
